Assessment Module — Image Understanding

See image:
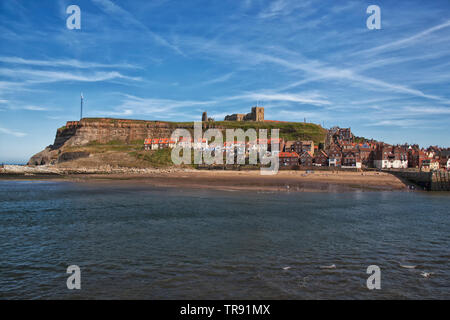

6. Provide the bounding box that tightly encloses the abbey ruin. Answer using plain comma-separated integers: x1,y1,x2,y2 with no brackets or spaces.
224,106,264,122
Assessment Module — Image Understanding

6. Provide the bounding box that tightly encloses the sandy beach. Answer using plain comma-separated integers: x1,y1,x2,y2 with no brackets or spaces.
0,165,408,192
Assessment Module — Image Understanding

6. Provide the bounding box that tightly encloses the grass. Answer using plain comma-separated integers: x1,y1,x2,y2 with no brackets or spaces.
130,149,178,168
211,121,327,144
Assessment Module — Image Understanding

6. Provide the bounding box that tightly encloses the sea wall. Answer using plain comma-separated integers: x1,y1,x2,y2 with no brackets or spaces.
387,170,450,191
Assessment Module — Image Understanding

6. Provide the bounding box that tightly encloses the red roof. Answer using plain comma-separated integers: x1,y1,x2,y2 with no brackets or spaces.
279,152,299,158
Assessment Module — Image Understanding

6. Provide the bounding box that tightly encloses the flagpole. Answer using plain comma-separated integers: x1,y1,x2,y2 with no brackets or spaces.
80,92,83,120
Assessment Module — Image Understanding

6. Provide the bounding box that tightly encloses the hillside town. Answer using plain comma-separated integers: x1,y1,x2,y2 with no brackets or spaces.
144,126,450,172
139,106,449,171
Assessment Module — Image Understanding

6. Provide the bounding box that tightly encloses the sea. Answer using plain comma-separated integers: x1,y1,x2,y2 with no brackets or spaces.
0,180,449,299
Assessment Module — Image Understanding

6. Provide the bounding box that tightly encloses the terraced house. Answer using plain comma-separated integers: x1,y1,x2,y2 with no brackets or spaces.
374,144,408,169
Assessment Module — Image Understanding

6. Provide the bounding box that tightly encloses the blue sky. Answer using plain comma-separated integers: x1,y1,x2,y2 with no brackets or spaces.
1,0,449,163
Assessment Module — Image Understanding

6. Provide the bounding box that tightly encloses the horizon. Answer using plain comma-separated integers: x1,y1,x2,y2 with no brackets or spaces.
1,0,450,163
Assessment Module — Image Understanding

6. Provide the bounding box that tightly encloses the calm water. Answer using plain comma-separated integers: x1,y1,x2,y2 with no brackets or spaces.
0,180,449,299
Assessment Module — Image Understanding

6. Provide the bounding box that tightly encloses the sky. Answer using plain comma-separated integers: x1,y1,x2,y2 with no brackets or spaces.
0,0,449,163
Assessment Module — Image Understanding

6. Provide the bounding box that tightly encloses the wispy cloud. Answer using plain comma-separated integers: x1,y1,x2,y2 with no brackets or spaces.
91,0,183,55
258,0,313,19
0,126,26,137
0,68,141,83
199,72,234,86
227,92,330,106
8,105,50,111
93,94,216,117
187,39,450,104
357,20,450,56
402,106,450,115
0,56,138,69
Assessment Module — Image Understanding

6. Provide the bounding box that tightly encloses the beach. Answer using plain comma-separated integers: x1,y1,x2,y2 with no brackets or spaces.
0,165,407,192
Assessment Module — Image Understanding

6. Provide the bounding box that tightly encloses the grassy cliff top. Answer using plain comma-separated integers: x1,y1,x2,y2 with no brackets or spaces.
211,121,326,143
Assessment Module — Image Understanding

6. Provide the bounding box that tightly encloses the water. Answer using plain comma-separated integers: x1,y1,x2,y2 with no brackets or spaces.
0,180,449,299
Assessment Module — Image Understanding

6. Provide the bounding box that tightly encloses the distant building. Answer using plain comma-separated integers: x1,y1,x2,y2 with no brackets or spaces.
286,140,314,156
313,150,328,166
144,138,152,150
279,152,299,166
421,159,440,171
300,141,314,156
224,106,264,122
358,144,374,168
342,150,361,168
201,111,214,122
151,138,160,150
374,145,408,169
328,145,342,167
299,151,313,167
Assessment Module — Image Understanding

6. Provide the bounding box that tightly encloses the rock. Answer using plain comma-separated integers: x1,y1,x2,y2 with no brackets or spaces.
57,151,90,163
28,146,58,166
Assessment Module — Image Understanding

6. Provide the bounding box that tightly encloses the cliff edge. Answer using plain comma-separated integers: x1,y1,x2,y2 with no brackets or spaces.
28,118,183,165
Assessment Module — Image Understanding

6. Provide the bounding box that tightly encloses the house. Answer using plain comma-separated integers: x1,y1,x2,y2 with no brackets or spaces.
279,152,299,166
144,138,152,150
289,140,314,156
409,148,427,169
374,145,408,169
301,140,314,156
299,151,313,167
358,144,374,168
342,150,362,168
284,141,295,152
158,138,170,149
328,145,342,167
421,159,440,171
290,141,302,154
337,128,352,142
151,138,160,150
313,150,328,166
439,149,450,170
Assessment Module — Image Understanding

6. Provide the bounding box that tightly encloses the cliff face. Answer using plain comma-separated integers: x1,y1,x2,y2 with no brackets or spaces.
28,118,186,165
54,118,178,147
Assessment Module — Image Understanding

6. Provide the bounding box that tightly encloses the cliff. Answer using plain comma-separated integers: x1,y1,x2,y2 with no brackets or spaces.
28,118,327,166
28,118,187,165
